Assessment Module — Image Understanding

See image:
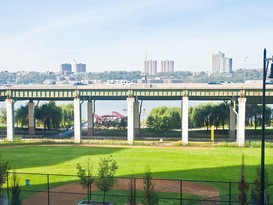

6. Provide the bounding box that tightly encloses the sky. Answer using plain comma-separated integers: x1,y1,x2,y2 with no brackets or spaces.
1,0,273,73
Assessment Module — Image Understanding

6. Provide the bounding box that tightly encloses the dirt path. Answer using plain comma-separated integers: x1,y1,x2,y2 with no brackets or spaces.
23,178,219,205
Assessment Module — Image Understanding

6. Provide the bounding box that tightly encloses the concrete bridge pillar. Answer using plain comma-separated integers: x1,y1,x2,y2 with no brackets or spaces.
87,101,94,136
134,101,140,137
127,97,135,144
5,98,14,141
182,96,189,145
28,101,35,136
229,106,236,141
237,98,246,146
74,98,81,143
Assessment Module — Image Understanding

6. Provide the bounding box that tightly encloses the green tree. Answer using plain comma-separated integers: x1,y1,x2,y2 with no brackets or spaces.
146,106,181,130
189,106,201,128
202,103,213,130
166,107,181,129
76,158,95,203
217,103,229,130
16,71,56,84
238,156,249,205
15,105,28,128
246,104,272,129
246,104,262,129
188,107,194,129
59,103,74,128
252,167,270,204
0,155,10,197
0,110,6,125
95,155,118,205
189,103,214,129
142,165,159,205
10,171,22,205
35,102,62,130
211,103,229,130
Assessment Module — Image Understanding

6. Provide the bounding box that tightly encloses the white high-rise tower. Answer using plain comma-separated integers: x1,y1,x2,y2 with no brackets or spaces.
212,51,232,74
161,60,174,73
144,60,157,75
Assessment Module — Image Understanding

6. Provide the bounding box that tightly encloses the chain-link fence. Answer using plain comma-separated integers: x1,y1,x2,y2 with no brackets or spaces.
2,172,272,205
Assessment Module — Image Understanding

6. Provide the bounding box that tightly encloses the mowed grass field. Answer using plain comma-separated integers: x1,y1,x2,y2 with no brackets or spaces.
0,144,272,182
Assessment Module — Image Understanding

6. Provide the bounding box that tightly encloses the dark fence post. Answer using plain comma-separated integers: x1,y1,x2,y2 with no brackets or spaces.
180,180,183,205
47,174,50,205
134,178,136,205
229,181,231,205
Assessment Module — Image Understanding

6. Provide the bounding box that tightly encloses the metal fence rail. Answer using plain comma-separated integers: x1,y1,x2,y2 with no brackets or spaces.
3,172,271,205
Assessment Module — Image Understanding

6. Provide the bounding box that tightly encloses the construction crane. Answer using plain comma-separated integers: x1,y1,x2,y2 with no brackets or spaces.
73,59,77,64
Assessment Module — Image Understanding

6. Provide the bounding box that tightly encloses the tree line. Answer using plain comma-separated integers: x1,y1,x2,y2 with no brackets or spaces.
146,103,272,131
0,101,271,131
0,102,74,130
0,68,264,85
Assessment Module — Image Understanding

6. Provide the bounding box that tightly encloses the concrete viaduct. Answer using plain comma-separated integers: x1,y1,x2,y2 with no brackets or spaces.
1,83,272,146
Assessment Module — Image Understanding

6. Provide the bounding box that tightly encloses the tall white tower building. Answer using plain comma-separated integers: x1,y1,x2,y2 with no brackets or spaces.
212,51,232,74
144,60,157,75
225,58,233,73
212,54,220,73
161,60,174,73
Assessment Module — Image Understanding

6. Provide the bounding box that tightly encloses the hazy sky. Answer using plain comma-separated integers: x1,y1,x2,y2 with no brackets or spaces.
1,0,273,72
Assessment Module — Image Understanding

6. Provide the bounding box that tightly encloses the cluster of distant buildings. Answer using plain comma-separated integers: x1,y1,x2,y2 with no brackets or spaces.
58,51,232,79
212,51,233,74
143,51,232,76
60,63,86,74
143,60,175,75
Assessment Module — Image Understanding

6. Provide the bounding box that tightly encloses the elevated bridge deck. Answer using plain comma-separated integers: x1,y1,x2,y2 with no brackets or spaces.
0,83,271,103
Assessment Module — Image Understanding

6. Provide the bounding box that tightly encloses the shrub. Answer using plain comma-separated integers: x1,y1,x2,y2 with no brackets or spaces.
76,158,95,203
142,165,159,205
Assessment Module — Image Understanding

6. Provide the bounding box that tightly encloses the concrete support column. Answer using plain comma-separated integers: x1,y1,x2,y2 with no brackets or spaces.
229,106,236,141
237,98,246,146
127,97,135,144
28,101,35,136
182,96,189,145
5,99,14,141
87,101,93,136
74,98,81,143
134,101,140,137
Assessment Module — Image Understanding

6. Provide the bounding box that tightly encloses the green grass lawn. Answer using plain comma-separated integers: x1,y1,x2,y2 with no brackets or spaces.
1,144,272,202
0,144,271,181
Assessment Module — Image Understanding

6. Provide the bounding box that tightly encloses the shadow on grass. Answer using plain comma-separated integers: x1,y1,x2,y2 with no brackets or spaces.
0,145,125,169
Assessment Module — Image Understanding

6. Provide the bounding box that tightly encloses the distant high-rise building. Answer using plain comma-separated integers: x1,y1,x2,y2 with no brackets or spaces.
144,60,157,75
212,51,232,74
212,54,220,73
75,63,86,73
226,58,233,73
161,60,174,73
61,63,72,73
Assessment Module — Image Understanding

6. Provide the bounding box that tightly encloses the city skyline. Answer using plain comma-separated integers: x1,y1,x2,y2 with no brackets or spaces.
1,0,273,72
